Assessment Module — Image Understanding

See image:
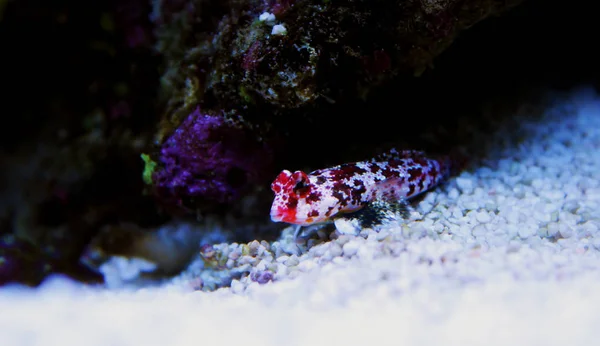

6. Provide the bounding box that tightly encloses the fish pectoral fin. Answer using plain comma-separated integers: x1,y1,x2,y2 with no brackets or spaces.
352,197,410,229
376,198,410,220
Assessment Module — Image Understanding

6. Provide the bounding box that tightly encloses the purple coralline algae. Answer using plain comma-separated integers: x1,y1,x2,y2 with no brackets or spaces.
153,107,274,207
250,270,274,284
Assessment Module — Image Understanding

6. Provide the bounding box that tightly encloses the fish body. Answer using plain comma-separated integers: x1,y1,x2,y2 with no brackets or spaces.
270,149,459,226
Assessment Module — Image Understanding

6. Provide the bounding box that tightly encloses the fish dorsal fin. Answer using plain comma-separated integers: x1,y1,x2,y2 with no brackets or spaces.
370,149,427,162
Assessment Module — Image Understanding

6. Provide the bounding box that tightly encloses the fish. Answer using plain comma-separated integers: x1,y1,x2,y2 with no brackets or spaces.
270,149,462,227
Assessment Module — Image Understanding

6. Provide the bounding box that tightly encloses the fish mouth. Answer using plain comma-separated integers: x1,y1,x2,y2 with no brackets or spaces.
271,211,323,226
270,207,301,224
270,212,283,222
270,211,294,224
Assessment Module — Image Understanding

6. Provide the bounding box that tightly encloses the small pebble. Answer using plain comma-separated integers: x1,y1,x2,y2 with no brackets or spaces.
284,255,300,267
230,279,244,294
329,243,343,258
343,241,360,257
455,177,474,193
258,12,275,23
271,24,287,36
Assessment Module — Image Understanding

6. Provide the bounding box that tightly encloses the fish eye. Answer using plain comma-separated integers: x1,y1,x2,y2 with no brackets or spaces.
293,180,308,194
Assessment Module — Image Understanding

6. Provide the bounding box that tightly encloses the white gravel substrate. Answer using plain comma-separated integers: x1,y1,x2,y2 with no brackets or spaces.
2,87,600,346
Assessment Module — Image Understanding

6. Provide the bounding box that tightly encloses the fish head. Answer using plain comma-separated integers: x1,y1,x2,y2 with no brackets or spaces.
270,170,332,225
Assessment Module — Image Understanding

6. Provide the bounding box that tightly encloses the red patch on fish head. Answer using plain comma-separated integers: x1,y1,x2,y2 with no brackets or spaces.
271,170,311,195
271,170,292,194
